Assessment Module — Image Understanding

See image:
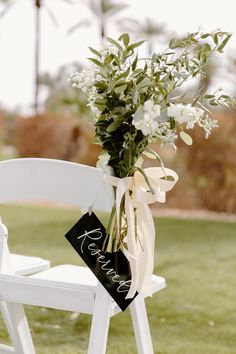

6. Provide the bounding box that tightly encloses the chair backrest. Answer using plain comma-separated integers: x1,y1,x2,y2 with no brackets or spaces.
0,158,114,212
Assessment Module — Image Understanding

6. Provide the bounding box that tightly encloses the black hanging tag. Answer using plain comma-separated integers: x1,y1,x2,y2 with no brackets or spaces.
65,212,138,311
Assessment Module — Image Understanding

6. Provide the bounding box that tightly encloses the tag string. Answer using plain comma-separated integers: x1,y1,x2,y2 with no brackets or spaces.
81,175,105,215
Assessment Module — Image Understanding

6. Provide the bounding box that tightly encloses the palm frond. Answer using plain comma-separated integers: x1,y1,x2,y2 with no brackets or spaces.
85,0,127,17
45,6,59,27
101,0,128,16
0,0,15,18
59,0,75,4
121,17,167,39
118,18,140,34
67,19,91,35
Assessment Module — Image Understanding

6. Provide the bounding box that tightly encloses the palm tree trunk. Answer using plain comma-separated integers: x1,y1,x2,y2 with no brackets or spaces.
100,23,105,39
148,41,153,56
100,13,105,40
34,0,41,114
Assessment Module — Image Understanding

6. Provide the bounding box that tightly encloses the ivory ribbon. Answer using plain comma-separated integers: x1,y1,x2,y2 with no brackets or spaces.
104,167,178,299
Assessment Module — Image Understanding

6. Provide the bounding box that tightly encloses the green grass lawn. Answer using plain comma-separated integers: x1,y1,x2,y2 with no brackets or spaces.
0,204,236,354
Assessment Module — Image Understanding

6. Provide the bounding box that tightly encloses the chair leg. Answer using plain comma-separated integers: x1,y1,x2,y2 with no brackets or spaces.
130,295,154,354
0,301,36,354
88,283,111,354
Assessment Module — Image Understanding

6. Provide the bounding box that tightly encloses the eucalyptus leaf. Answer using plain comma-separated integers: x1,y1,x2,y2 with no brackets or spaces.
201,33,210,39
137,77,152,89
180,131,193,145
115,79,128,87
119,33,130,47
132,55,138,71
116,68,130,81
217,34,232,52
213,34,218,45
88,58,104,68
127,40,145,52
88,46,101,57
95,104,106,112
114,84,127,94
107,119,124,132
107,37,123,51
95,98,107,105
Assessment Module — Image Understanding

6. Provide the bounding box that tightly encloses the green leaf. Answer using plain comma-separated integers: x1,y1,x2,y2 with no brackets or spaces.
123,150,131,170
115,79,128,88
95,104,106,112
88,46,101,57
127,40,145,52
180,131,193,145
104,54,114,65
95,81,107,90
88,58,104,68
136,73,146,85
133,68,143,76
209,100,218,106
169,117,175,129
213,34,218,45
217,34,231,52
94,98,107,105
132,55,138,71
107,118,124,132
119,33,130,47
116,68,130,81
201,33,210,39
169,38,175,48
114,84,127,94
107,37,123,52
137,77,152,89
204,94,215,99
204,43,212,52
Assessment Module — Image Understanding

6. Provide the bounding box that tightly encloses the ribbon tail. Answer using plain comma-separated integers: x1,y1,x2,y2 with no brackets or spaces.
124,192,140,299
136,204,155,297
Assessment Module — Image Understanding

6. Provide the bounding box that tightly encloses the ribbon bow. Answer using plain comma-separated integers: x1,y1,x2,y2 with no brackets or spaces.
104,167,178,299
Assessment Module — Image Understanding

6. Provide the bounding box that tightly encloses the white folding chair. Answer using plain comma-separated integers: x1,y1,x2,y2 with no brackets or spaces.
0,217,50,353
0,158,166,354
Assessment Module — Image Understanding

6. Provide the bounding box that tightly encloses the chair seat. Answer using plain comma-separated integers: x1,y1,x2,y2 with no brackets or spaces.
29,265,166,315
30,264,166,307
11,253,50,275
30,264,98,289
30,264,166,292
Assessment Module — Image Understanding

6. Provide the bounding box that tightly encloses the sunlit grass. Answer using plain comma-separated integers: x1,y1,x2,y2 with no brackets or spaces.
0,204,236,354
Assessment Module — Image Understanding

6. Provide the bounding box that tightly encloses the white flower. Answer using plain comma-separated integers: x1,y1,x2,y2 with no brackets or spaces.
132,100,161,136
161,129,177,149
167,103,204,127
101,40,120,57
88,102,101,118
70,67,97,94
87,88,102,119
198,116,218,139
144,100,161,116
96,152,113,175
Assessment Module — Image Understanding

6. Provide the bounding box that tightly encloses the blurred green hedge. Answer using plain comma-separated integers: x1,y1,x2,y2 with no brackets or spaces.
2,110,235,213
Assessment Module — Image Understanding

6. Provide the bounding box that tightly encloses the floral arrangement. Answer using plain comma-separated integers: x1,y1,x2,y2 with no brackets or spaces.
70,31,233,297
